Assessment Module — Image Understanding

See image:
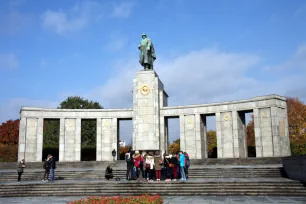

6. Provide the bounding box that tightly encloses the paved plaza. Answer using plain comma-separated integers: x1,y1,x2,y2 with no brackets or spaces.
0,196,306,204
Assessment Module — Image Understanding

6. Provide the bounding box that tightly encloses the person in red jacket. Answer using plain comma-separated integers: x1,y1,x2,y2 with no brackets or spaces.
132,151,142,179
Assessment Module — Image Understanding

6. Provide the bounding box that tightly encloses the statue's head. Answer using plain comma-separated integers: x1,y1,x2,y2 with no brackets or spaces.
142,33,147,39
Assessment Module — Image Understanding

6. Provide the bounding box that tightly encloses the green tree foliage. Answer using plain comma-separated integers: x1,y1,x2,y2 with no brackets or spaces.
81,119,96,147
58,96,103,109
43,119,59,148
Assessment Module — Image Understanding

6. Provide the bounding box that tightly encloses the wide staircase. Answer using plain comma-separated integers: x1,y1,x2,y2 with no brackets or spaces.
0,159,305,197
0,167,286,181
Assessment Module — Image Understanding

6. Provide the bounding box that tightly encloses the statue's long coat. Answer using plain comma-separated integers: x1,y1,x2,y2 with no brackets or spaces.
139,38,156,68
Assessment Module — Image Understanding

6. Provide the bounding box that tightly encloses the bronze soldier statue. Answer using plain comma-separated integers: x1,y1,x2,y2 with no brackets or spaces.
138,33,156,70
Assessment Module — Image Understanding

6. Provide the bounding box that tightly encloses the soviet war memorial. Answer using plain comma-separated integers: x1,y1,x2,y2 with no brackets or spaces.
1,1,306,204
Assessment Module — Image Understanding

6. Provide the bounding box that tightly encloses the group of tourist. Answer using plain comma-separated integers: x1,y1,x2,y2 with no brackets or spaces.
16,154,56,183
125,150,190,182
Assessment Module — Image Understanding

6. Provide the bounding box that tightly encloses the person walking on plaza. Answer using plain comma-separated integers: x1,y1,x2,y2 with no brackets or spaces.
42,156,51,182
125,150,134,180
154,151,162,181
17,159,25,183
112,149,116,161
179,151,186,181
48,154,56,182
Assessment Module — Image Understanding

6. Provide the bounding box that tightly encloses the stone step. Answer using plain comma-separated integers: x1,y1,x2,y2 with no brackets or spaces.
0,181,305,197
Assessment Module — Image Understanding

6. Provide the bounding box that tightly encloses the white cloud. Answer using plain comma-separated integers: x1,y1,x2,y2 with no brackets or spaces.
41,1,102,35
111,2,134,18
0,98,58,123
85,45,306,110
0,53,19,69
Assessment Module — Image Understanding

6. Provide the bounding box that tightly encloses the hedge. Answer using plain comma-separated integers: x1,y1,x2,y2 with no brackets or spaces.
290,142,306,156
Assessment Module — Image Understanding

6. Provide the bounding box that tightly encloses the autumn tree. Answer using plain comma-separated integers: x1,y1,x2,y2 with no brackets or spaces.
0,119,19,145
246,115,255,147
287,97,306,142
0,119,19,161
169,138,180,154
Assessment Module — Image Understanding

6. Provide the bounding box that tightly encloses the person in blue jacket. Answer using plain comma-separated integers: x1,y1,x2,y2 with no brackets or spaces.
178,151,186,181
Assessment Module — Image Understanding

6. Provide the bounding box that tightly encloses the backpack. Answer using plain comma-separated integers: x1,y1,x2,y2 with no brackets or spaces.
43,160,49,169
186,156,190,167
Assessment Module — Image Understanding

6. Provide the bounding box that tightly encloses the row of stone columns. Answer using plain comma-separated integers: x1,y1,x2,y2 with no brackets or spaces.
177,107,291,159
18,117,118,162
18,107,290,162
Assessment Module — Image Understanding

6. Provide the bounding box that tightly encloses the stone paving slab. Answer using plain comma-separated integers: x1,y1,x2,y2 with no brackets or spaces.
0,196,305,204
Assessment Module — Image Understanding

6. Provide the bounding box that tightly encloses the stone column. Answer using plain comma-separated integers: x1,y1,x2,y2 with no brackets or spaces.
96,118,102,161
59,118,65,162
195,114,206,159
179,115,186,152
159,116,166,155
75,118,81,161
216,112,223,158
283,107,291,156
101,118,113,161
111,118,118,158
24,118,38,162
133,71,163,151
179,115,197,159
218,112,235,158
18,117,26,161
36,118,44,162
271,107,291,156
63,118,77,161
254,108,274,157
253,108,262,157
232,111,247,158
200,115,208,158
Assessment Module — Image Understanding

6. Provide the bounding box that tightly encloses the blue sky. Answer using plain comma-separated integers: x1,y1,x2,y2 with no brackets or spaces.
1,0,306,142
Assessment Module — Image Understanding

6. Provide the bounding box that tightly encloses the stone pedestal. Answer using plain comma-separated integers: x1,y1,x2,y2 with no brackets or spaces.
132,71,167,151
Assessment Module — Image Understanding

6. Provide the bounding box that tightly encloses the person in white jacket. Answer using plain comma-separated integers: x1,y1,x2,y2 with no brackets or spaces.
145,152,155,182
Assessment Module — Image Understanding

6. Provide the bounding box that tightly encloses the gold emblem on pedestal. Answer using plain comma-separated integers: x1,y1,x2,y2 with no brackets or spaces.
186,118,192,124
223,113,229,121
140,84,150,96
261,111,269,118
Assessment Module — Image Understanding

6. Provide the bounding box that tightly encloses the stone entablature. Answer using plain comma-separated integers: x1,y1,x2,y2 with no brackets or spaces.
18,71,291,162
160,95,286,116
20,107,133,119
